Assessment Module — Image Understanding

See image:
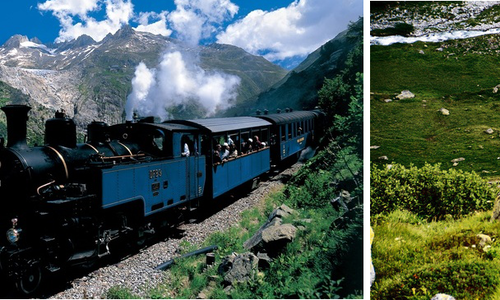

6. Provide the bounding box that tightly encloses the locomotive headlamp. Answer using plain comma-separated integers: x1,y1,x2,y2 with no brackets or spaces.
6,218,20,244
6,228,19,244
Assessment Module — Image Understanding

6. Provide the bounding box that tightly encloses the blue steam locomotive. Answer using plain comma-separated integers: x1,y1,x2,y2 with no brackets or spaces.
0,104,323,294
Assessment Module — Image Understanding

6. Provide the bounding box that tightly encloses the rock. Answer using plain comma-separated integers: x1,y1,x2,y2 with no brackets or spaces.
485,128,494,134
256,252,272,269
218,252,237,275
493,84,500,93
340,190,352,203
419,49,425,54
261,224,297,245
492,195,500,222
267,204,296,222
451,157,465,163
370,145,380,150
378,156,388,160
220,252,259,285
243,217,282,250
395,90,415,100
431,294,456,300
438,108,450,115
477,234,492,248
384,99,392,103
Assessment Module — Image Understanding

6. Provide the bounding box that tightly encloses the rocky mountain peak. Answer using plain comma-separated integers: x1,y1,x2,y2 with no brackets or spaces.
56,34,96,52
3,34,29,49
30,37,43,45
112,25,136,39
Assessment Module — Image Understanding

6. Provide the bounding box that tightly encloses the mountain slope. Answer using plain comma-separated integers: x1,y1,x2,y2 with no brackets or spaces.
0,27,287,135
225,18,363,116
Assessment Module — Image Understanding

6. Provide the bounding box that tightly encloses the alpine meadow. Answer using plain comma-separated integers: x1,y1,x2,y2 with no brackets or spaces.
371,2,500,299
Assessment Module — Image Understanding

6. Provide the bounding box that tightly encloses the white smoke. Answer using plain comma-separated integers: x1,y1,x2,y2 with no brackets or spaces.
125,51,240,121
126,0,241,121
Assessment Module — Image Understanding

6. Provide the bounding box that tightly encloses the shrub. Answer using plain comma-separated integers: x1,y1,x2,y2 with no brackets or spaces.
373,259,500,299
371,163,497,220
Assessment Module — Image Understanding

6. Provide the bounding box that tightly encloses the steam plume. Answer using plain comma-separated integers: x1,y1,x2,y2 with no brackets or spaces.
125,51,240,121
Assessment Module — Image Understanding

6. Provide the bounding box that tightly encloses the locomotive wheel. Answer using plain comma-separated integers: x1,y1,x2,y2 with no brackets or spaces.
15,260,42,296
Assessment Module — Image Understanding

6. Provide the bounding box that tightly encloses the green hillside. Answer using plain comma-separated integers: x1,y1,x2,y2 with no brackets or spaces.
225,18,363,117
371,35,500,178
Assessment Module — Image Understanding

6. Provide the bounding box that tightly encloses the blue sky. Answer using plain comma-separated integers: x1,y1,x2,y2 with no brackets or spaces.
0,0,362,69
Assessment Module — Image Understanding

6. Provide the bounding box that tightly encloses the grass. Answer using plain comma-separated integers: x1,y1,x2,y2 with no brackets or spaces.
370,36,500,178
371,209,500,299
106,159,363,299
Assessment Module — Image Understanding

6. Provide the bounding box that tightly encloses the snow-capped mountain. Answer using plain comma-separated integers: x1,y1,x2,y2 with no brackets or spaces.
0,26,287,137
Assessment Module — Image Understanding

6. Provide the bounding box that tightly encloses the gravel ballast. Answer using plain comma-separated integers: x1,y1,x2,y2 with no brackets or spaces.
49,163,301,299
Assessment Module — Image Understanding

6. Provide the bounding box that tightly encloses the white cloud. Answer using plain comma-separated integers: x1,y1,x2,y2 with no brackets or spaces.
216,0,362,62
167,0,238,45
135,11,172,37
38,0,134,43
38,0,100,17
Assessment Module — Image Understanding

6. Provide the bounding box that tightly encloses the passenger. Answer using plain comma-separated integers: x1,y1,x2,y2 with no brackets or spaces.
228,143,238,158
221,142,230,160
227,136,234,146
243,138,253,153
213,144,222,164
253,136,264,149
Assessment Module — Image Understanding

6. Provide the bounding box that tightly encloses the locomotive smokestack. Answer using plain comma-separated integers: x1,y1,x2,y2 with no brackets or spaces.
1,105,31,149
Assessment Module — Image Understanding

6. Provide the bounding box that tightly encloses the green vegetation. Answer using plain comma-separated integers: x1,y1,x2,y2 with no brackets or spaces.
371,163,497,220
370,165,500,299
371,35,500,178
370,4,500,298
371,208,500,299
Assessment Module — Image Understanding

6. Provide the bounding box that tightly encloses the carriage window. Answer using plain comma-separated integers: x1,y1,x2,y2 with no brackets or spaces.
281,125,286,141
260,128,268,146
288,123,292,140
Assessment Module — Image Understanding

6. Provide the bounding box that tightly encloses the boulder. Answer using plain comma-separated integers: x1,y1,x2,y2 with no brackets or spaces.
243,217,282,250
395,90,415,100
439,108,450,115
477,234,492,248
485,128,494,134
219,252,259,285
256,252,273,269
267,204,296,222
261,224,297,245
